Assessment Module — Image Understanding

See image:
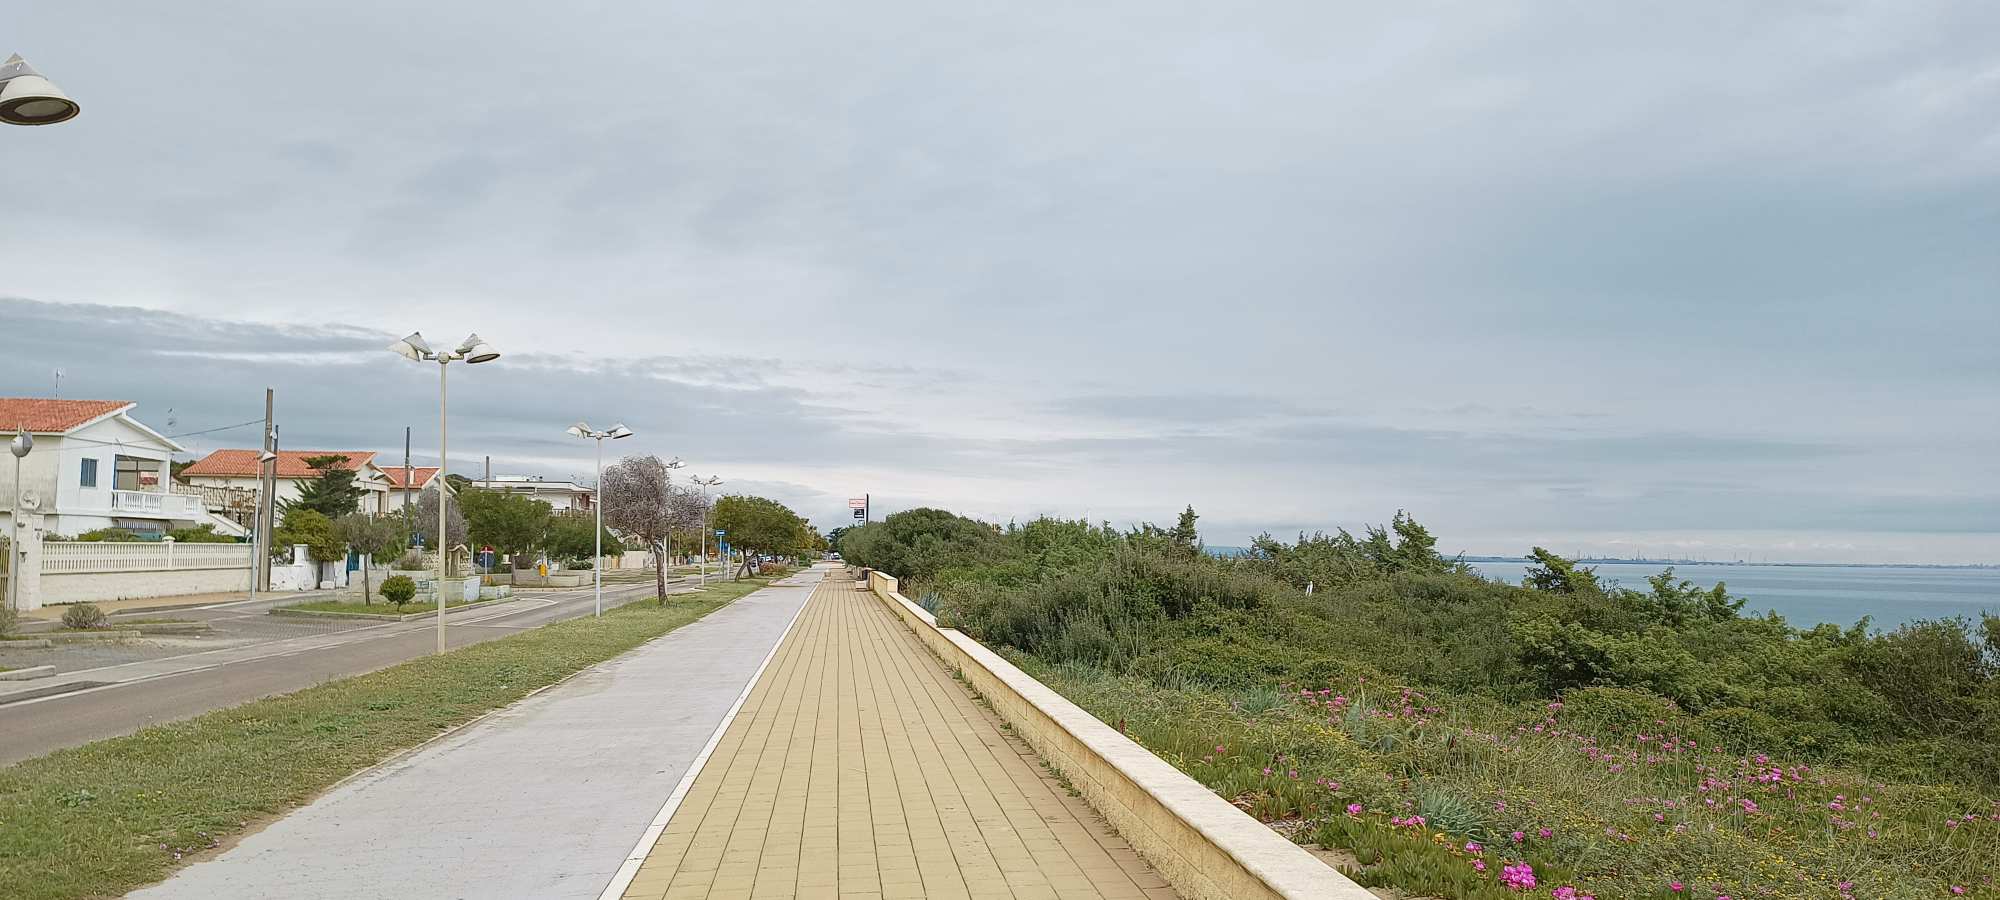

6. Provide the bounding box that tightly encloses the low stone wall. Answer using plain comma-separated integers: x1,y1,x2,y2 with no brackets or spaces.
862,570,1372,900
40,567,250,605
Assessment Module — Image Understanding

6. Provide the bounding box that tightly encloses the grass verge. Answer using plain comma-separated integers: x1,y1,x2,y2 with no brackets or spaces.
276,597,481,616
0,575,776,900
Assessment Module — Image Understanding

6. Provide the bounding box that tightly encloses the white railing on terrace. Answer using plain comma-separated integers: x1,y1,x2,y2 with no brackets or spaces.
108,489,206,518
41,541,254,574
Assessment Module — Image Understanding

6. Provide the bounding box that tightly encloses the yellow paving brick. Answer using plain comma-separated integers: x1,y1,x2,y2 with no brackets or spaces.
621,574,1174,899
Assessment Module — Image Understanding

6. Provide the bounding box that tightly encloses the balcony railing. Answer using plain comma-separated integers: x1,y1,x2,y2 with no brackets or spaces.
108,489,206,518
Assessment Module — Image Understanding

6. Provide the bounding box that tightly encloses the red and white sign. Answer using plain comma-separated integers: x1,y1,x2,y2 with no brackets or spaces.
849,498,867,509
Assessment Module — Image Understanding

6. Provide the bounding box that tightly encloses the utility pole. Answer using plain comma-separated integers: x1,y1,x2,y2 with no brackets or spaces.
257,389,276,592
403,426,413,515
484,455,491,488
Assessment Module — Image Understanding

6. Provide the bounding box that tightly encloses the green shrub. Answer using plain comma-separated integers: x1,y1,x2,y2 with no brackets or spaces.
61,603,107,630
0,601,16,637
379,575,417,610
75,528,146,542
391,551,426,571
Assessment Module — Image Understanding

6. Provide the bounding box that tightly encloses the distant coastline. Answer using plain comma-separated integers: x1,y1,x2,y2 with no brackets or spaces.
1456,556,2000,571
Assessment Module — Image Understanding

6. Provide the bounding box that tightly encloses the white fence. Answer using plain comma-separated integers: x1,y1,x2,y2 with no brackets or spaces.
41,541,254,574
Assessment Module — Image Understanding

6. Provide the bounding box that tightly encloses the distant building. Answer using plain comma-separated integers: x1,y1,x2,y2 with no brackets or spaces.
0,397,241,536
380,465,440,514
182,449,398,514
468,475,595,513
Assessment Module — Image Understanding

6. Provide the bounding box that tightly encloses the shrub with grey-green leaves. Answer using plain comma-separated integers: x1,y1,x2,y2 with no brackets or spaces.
62,603,108,630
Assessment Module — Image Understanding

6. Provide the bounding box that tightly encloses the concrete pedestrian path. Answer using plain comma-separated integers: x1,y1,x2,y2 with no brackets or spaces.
128,570,826,900
616,574,1174,900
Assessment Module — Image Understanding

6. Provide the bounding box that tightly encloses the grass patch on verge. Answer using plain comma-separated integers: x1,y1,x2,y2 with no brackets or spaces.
0,576,776,900
277,597,481,616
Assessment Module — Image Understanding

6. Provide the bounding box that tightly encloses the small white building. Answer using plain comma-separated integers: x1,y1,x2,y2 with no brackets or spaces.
0,398,239,537
469,475,595,512
181,449,399,514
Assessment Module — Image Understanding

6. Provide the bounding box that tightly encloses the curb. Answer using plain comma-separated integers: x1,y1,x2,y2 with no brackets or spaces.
0,639,55,649
44,630,144,643
0,665,56,681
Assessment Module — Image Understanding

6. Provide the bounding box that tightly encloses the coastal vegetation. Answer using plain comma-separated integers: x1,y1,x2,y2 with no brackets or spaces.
839,507,2000,899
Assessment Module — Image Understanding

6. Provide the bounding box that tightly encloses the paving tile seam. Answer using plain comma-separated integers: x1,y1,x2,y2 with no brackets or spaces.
621,578,1173,900
636,583,827,890
855,582,1134,897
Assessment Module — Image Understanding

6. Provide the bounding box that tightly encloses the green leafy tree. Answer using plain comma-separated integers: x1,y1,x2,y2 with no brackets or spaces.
837,507,1001,584
1641,567,1744,625
1523,546,1601,594
711,495,810,579
380,575,417,610
273,508,345,589
458,488,553,567
1167,505,1201,556
282,455,365,517
337,513,407,604
544,515,625,566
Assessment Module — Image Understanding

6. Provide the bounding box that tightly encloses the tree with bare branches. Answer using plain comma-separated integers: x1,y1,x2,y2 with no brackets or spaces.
600,454,675,601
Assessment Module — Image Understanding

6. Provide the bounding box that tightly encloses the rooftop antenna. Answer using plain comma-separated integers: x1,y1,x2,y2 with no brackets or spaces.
52,368,62,398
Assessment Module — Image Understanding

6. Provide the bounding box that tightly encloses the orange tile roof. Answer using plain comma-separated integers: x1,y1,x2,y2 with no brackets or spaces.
0,398,133,433
380,465,439,488
182,449,379,479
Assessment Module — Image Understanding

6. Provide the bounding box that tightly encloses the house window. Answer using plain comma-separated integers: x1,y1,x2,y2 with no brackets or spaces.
80,458,98,488
114,455,150,491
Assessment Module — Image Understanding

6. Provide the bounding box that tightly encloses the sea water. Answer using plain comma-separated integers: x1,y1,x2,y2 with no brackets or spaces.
1469,561,2000,631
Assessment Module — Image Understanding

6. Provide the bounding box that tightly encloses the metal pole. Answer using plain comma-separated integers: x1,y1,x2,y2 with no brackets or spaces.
8,451,18,614
698,486,707,588
437,358,449,654
257,388,275,591
593,436,603,617
245,483,258,603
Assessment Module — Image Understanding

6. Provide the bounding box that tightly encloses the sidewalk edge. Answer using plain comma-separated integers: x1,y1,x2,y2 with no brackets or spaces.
594,576,818,900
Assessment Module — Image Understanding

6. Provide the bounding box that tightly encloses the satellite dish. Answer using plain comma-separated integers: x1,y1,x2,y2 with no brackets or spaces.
20,491,41,511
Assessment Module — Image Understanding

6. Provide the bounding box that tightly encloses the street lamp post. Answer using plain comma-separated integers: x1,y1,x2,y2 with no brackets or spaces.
692,475,722,586
389,332,500,654
0,54,80,126
566,422,633,617
7,426,31,614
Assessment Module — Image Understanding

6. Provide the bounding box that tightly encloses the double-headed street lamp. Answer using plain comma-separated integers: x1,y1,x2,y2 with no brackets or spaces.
389,332,500,654
692,475,723,586
1,54,80,126
566,422,632,618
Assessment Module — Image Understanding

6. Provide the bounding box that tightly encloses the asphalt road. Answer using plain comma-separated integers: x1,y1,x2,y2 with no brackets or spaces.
0,577,700,766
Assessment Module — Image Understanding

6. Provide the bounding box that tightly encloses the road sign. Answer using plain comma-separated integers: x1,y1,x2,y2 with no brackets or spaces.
852,507,865,519
848,497,867,509
715,529,726,536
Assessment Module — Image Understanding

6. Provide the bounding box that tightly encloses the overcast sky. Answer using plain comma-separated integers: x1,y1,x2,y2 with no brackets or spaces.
3,3,1996,563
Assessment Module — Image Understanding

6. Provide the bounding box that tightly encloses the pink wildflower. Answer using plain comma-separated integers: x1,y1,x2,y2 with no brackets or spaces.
1346,803,1362,816
1501,862,1537,891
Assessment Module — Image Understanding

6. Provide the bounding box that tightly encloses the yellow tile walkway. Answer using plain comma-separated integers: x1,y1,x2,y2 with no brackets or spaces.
621,574,1177,900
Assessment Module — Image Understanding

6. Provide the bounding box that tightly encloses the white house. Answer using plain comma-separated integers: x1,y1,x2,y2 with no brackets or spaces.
181,449,399,514
0,397,239,537
469,475,596,513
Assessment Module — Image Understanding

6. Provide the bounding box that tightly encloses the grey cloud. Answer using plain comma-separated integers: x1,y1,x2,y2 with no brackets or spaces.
4,3,1997,560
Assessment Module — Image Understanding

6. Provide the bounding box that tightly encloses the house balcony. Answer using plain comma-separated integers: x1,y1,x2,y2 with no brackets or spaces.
106,489,208,519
